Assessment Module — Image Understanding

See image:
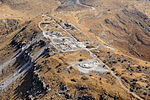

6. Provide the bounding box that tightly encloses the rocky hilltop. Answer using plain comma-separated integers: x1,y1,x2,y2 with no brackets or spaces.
0,0,150,100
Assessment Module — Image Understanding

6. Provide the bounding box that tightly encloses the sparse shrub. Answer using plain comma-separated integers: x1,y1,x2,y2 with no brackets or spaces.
81,76,89,80
111,68,116,71
79,59,83,62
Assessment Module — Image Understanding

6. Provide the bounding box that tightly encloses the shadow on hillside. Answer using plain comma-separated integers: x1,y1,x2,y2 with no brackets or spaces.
13,64,48,100
13,67,34,100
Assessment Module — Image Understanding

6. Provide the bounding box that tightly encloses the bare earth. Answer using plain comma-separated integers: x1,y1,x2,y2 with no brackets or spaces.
0,0,150,100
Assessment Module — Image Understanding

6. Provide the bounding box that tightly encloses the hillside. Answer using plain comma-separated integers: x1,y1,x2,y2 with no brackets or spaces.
0,0,150,100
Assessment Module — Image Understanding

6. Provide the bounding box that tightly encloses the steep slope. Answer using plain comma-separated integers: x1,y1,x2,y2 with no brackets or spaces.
0,0,150,100
83,9,150,61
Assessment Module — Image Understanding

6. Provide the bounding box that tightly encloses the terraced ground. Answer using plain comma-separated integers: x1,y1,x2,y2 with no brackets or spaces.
0,0,150,100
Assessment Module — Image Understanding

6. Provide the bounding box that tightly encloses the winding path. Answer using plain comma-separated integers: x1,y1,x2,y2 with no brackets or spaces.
76,0,106,9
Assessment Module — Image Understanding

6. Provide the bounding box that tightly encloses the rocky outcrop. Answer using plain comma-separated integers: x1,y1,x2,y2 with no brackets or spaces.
25,72,48,99
0,19,19,35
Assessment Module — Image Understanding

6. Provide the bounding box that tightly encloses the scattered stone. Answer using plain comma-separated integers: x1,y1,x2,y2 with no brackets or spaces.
10,39,25,50
75,86,87,91
56,92,72,99
38,40,46,47
25,73,48,98
64,23,71,27
99,94,107,100
34,65,42,71
59,82,67,91
78,96,95,100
